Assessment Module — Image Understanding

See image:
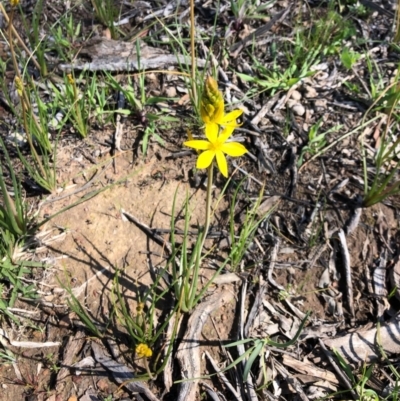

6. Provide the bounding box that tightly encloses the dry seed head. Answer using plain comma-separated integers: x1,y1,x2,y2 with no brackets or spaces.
14,76,23,96
67,74,75,85
136,302,144,314
200,76,224,124
136,343,152,358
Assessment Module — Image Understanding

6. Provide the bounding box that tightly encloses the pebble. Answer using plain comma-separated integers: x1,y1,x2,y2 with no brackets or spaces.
304,86,318,98
292,104,305,116
6,131,27,148
73,176,85,185
314,99,327,109
291,90,302,101
164,86,177,98
316,72,329,81
287,100,305,116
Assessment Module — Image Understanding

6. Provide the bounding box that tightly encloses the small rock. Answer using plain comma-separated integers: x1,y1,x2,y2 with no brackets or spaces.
291,90,302,101
93,149,101,158
73,176,85,185
6,131,27,148
316,72,329,81
96,378,109,393
145,73,157,84
49,111,64,129
290,103,306,116
314,99,327,109
164,86,177,98
311,62,329,71
304,86,318,98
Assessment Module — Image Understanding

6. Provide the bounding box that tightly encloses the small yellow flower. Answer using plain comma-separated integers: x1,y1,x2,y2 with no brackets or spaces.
200,76,243,130
10,0,20,6
184,123,247,178
136,343,152,359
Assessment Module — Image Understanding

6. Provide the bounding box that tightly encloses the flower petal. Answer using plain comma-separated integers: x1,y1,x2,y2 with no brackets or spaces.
197,150,215,169
221,109,243,123
218,125,236,143
183,140,211,150
215,150,228,178
205,123,218,143
221,142,248,157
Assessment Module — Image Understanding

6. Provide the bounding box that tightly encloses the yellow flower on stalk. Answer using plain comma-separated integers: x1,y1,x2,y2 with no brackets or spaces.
136,343,152,359
184,123,247,178
200,76,243,130
10,0,20,6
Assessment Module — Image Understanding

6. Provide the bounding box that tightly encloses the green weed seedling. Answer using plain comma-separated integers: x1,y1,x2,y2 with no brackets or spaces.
49,13,82,61
304,9,356,57
341,48,361,70
332,348,379,401
112,270,180,378
298,120,341,166
106,67,178,156
229,0,275,22
361,90,400,207
3,35,57,193
168,188,212,313
377,322,400,400
0,139,29,238
63,73,90,138
222,311,310,383
238,5,356,97
237,33,319,97
49,71,110,136
0,342,16,365
18,0,48,76
154,9,211,121
86,75,113,126
65,289,104,338
298,120,327,166
112,270,177,348
91,0,119,39
227,0,274,38
229,183,276,271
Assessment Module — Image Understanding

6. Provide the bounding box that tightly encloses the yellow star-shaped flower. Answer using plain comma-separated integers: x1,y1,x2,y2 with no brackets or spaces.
184,123,247,178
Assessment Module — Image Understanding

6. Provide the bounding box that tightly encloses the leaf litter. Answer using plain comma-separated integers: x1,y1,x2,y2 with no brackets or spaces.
0,0,400,400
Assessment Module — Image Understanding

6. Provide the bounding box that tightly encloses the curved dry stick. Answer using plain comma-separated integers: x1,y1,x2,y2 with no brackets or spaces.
176,289,234,401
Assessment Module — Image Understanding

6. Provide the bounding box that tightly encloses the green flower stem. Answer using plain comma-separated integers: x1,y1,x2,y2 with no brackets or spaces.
143,357,155,380
202,163,213,251
188,163,213,308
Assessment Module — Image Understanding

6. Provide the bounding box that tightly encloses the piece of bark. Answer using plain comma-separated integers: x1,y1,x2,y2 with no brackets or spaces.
282,354,339,385
324,319,400,364
59,38,205,72
56,328,86,391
